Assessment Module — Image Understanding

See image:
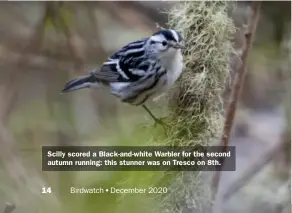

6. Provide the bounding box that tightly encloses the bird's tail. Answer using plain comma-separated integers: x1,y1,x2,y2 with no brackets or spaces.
61,74,99,93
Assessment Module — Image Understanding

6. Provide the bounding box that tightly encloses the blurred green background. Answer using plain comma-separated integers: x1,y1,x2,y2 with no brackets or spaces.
0,1,290,213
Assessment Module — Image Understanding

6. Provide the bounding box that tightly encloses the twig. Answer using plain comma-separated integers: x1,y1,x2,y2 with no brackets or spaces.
212,1,262,197
156,23,166,30
3,203,16,213
222,139,285,201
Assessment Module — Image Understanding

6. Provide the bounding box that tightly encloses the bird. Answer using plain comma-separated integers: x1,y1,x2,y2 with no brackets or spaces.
61,29,185,128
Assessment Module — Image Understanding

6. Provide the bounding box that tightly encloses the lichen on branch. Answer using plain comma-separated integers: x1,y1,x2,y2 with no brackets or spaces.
157,2,236,213
166,1,235,146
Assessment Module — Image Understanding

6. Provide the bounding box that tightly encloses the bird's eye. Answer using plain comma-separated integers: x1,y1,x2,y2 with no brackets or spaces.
162,41,167,46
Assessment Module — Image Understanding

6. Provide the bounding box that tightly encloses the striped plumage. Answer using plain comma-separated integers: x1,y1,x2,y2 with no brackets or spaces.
62,29,184,123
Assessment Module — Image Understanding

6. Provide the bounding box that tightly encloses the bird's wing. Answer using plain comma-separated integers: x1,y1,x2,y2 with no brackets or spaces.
91,38,150,83
118,69,167,105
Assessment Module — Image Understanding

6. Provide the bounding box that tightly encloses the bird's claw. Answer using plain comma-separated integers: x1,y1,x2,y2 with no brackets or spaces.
153,117,170,133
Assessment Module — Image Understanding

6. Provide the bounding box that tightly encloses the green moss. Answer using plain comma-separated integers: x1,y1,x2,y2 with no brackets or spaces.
166,1,235,147
158,2,235,212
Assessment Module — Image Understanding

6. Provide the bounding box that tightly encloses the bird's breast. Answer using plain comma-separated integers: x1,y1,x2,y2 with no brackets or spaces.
164,51,184,88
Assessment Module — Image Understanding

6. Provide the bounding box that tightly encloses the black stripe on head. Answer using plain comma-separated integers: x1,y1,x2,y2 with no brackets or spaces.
153,29,183,42
153,30,176,42
176,31,183,42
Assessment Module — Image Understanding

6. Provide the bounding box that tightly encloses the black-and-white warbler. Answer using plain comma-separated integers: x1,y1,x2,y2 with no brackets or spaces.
62,29,185,126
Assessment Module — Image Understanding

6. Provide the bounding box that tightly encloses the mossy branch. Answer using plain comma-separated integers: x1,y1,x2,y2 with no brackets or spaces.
158,2,236,213
167,1,235,147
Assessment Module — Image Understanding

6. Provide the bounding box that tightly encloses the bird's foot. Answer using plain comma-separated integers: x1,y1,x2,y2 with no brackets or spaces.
152,117,170,132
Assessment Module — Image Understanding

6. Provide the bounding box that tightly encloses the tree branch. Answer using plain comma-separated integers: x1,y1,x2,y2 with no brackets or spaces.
222,138,285,201
212,1,262,198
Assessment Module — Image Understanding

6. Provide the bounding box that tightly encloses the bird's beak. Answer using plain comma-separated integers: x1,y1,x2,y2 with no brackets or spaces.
172,43,185,49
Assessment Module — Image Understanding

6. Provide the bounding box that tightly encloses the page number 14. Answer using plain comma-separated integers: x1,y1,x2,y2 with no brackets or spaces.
42,187,52,194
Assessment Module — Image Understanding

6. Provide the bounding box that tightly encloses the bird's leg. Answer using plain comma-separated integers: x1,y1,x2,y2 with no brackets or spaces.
142,105,169,130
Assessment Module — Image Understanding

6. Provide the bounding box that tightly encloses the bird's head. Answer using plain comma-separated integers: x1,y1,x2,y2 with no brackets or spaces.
146,29,185,59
